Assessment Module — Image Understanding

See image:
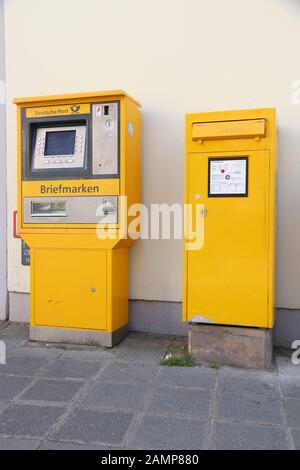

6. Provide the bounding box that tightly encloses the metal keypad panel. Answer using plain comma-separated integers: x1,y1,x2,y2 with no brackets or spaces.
92,102,118,175
32,125,86,170
23,196,118,224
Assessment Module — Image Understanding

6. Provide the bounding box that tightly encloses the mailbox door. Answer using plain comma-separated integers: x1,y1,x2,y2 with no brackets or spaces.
33,248,107,330
186,150,270,328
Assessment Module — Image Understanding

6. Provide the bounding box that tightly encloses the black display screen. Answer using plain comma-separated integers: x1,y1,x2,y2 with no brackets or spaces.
44,130,76,156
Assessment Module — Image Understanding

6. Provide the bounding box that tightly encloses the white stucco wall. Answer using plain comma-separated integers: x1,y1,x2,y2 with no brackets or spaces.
4,0,300,308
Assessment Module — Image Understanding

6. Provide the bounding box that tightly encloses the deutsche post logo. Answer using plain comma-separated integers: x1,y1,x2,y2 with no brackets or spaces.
70,104,80,113
26,103,90,118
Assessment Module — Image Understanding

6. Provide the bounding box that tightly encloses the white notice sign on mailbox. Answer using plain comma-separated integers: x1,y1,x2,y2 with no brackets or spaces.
208,158,248,196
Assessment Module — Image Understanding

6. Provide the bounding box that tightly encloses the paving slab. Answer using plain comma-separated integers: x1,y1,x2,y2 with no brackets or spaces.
291,428,300,450
0,324,296,450
22,343,65,357
218,367,280,396
215,391,283,425
156,366,217,390
0,437,40,450
0,323,29,340
19,379,84,403
211,420,289,450
0,351,55,376
61,349,115,362
114,336,169,363
27,341,103,352
52,408,133,445
40,440,122,450
10,346,61,359
276,355,300,376
114,346,167,363
0,404,65,438
80,381,148,412
98,361,159,385
128,415,208,450
145,386,212,418
0,375,32,400
279,374,300,398
283,398,300,428
0,401,6,410
123,334,171,348
0,337,27,353
41,358,105,379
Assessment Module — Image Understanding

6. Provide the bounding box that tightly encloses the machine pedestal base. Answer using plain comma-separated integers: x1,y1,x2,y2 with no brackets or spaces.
30,324,128,348
188,323,273,369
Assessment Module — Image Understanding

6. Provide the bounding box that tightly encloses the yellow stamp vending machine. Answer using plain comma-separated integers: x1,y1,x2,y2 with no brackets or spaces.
183,108,276,330
15,90,141,347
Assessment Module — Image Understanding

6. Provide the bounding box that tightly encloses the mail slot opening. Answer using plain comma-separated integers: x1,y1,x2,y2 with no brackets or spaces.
31,201,67,217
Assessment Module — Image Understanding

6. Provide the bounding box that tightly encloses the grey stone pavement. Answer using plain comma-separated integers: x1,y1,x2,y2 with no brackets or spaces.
0,322,299,450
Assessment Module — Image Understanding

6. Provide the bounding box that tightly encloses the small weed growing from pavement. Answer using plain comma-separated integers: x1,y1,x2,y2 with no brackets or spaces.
208,363,220,370
161,338,193,367
160,354,193,367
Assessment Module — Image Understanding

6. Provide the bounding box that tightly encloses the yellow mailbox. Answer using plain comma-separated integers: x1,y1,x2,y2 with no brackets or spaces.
15,90,141,347
183,108,276,329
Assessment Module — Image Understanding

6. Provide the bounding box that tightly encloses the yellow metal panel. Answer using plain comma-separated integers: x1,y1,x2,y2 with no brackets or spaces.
32,248,107,330
26,103,90,118
15,90,141,342
22,179,119,198
183,108,276,329
122,96,142,244
21,179,120,231
17,105,22,237
186,108,275,154
111,248,128,331
192,119,265,141
186,150,270,328
21,233,120,250
14,89,140,106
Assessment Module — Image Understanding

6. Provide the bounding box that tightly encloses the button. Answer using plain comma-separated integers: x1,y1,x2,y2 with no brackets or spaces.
44,160,50,164
67,159,73,163
55,159,61,163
